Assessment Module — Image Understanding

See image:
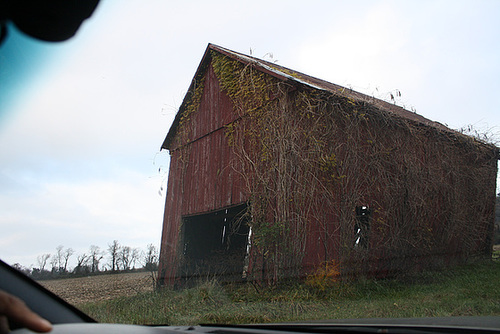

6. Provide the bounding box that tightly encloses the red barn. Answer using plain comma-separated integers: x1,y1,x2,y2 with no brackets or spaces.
158,44,498,287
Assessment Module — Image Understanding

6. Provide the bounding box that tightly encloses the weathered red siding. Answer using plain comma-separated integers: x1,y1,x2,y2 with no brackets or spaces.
158,63,248,283
159,44,498,286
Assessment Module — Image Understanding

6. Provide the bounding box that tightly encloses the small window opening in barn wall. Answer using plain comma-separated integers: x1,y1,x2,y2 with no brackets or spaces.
354,206,371,248
180,204,250,284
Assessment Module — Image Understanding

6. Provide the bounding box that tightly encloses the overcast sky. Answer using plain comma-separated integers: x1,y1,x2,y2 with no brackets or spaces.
1,0,499,269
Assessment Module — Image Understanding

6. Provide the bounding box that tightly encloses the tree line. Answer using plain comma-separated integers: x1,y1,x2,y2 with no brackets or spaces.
12,241,159,280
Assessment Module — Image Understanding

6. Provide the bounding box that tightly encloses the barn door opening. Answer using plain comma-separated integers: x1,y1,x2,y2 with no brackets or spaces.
180,204,250,284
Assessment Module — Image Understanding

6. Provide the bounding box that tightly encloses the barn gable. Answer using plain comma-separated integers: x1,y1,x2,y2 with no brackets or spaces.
158,44,498,287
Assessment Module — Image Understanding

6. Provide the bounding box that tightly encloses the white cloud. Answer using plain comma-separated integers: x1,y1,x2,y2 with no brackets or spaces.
296,1,500,131
296,3,423,108
1,0,499,268
0,169,165,267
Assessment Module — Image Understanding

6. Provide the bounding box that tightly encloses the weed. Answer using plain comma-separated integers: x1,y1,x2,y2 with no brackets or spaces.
79,261,500,325
305,260,341,291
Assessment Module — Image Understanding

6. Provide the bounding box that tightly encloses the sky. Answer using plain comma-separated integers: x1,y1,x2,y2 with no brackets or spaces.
0,0,499,269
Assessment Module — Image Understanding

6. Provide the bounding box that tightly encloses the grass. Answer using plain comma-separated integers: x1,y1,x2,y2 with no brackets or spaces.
78,260,500,325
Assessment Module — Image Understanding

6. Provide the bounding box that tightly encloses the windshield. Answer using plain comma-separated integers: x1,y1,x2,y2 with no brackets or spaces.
1,0,499,327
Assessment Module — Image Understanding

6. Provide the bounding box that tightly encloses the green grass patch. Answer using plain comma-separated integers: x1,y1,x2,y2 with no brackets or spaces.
493,246,500,261
78,260,500,325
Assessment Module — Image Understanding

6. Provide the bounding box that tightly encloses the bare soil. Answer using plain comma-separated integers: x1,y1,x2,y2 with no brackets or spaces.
38,271,155,306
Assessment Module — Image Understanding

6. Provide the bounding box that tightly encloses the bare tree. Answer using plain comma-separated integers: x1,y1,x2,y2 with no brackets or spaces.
130,248,140,269
143,243,158,271
143,244,159,289
74,253,90,275
50,255,58,272
62,248,74,273
54,245,64,271
89,245,103,273
118,246,131,271
76,253,89,267
107,240,120,272
36,254,51,272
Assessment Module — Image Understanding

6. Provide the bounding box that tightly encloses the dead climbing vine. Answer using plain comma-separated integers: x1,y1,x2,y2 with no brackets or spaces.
176,51,499,285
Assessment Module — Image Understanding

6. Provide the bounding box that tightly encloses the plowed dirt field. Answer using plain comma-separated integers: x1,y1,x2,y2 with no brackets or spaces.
38,272,155,306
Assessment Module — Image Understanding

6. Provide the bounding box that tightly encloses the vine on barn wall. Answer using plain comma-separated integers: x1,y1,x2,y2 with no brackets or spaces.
175,50,499,285
173,70,208,227
212,51,324,283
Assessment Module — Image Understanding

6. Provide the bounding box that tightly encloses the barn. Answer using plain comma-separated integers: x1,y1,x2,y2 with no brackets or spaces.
158,44,498,287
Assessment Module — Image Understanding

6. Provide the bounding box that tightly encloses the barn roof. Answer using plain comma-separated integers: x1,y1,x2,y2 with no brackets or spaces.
161,44,453,150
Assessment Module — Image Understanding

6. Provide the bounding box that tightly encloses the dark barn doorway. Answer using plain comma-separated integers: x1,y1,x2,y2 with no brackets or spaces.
180,204,250,285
